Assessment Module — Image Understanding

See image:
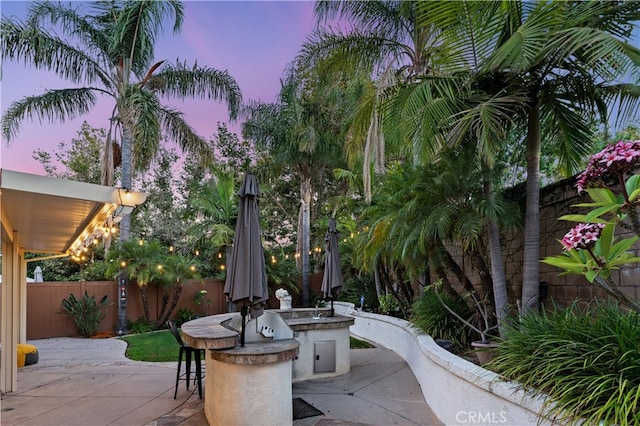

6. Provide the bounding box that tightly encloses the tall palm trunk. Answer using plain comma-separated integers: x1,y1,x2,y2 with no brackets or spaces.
484,176,508,333
301,178,312,307
117,116,133,334
521,96,541,314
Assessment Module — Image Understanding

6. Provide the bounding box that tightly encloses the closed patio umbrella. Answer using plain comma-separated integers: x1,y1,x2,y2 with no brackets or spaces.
224,173,269,346
321,218,344,317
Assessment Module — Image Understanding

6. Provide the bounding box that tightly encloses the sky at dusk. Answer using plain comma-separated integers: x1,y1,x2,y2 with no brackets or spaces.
1,1,638,177
0,0,317,175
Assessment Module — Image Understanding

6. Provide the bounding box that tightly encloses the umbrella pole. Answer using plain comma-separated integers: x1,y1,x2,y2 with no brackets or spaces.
330,297,334,317
240,305,248,347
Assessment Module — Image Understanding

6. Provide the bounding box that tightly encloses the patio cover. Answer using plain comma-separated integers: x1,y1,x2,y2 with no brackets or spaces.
0,169,146,392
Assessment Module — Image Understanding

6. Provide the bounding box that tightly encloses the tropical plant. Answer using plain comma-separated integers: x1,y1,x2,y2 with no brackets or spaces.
428,280,499,344
339,274,379,312
542,139,640,312
356,151,520,321
406,0,640,316
1,0,241,332
173,307,197,327
187,171,237,263
153,251,202,329
242,65,361,306
490,302,640,425
299,0,442,204
60,291,111,337
127,316,154,334
412,287,475,350
105,239,165,323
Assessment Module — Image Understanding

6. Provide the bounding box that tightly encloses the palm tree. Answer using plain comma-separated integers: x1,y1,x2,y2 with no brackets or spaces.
299,0,441,204
2,1,241,332
154,251,201,329
242,66,360,306
187,171,238,265
301,0,522,323
105,239,165,324
407,0,640,314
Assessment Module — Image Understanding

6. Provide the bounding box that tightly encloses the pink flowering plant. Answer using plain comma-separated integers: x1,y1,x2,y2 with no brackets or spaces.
542,140,640,312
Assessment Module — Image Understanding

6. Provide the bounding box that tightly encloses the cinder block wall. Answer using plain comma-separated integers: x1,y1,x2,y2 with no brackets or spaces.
450,176,640,309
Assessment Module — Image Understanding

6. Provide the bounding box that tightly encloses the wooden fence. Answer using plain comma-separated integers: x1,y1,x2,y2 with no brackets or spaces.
0,279,225,339
1,274,326,339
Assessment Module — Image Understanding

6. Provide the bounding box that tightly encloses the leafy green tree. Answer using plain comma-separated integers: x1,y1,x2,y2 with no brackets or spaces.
407,0,640,314
242,66,362,306
33,122,109,184
135,147,186,247
2,0,241,332
187,171,238,272
154,251,202,329
300,0,441,203
105,239,164,323
30,122,115,281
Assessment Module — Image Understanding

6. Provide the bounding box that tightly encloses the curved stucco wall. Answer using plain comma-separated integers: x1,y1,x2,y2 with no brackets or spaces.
333,302,554,426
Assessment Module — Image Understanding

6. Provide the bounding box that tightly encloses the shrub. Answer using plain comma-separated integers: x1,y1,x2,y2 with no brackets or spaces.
490,301,640,425
61,291,111,337
411,288,475,350
127,317,154,334
174,307,197,327
339,274,379,311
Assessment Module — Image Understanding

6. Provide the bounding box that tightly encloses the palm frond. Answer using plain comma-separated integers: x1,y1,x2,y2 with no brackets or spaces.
109,0,184,77
121,85,162,170
299,29,405,77
26,1,111,68
158,60,242,120
1,17,113,88
2,88,98,141
159,106,215,167
482,1,560,73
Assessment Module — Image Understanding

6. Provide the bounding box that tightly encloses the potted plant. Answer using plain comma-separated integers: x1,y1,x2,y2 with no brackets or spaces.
430,280,499,364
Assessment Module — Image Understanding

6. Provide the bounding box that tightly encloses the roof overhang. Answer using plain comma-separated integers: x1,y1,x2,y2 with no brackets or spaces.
1,169,146,255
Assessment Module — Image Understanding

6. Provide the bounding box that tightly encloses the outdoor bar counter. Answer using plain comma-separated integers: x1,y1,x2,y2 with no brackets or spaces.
182,313,299,426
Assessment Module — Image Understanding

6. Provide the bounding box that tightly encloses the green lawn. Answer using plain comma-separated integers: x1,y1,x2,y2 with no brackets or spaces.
120,330,375,362
120,330,179,362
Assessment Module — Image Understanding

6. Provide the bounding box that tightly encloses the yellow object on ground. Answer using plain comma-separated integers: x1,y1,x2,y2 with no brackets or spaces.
17,343,38,368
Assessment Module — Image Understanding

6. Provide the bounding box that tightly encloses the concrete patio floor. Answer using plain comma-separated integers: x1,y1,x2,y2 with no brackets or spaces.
0,337,440,426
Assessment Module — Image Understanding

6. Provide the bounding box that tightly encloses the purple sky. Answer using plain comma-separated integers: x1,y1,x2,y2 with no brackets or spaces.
2,2,638,177
1,1,317,175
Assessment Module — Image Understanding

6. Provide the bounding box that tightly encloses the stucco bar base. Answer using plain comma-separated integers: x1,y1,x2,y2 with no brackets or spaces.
205,339,299,426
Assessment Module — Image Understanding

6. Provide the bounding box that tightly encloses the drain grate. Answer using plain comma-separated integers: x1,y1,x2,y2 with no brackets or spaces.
292,397,323,420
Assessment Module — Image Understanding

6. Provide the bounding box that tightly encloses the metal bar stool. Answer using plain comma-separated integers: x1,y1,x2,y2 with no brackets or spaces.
167,320,204,399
